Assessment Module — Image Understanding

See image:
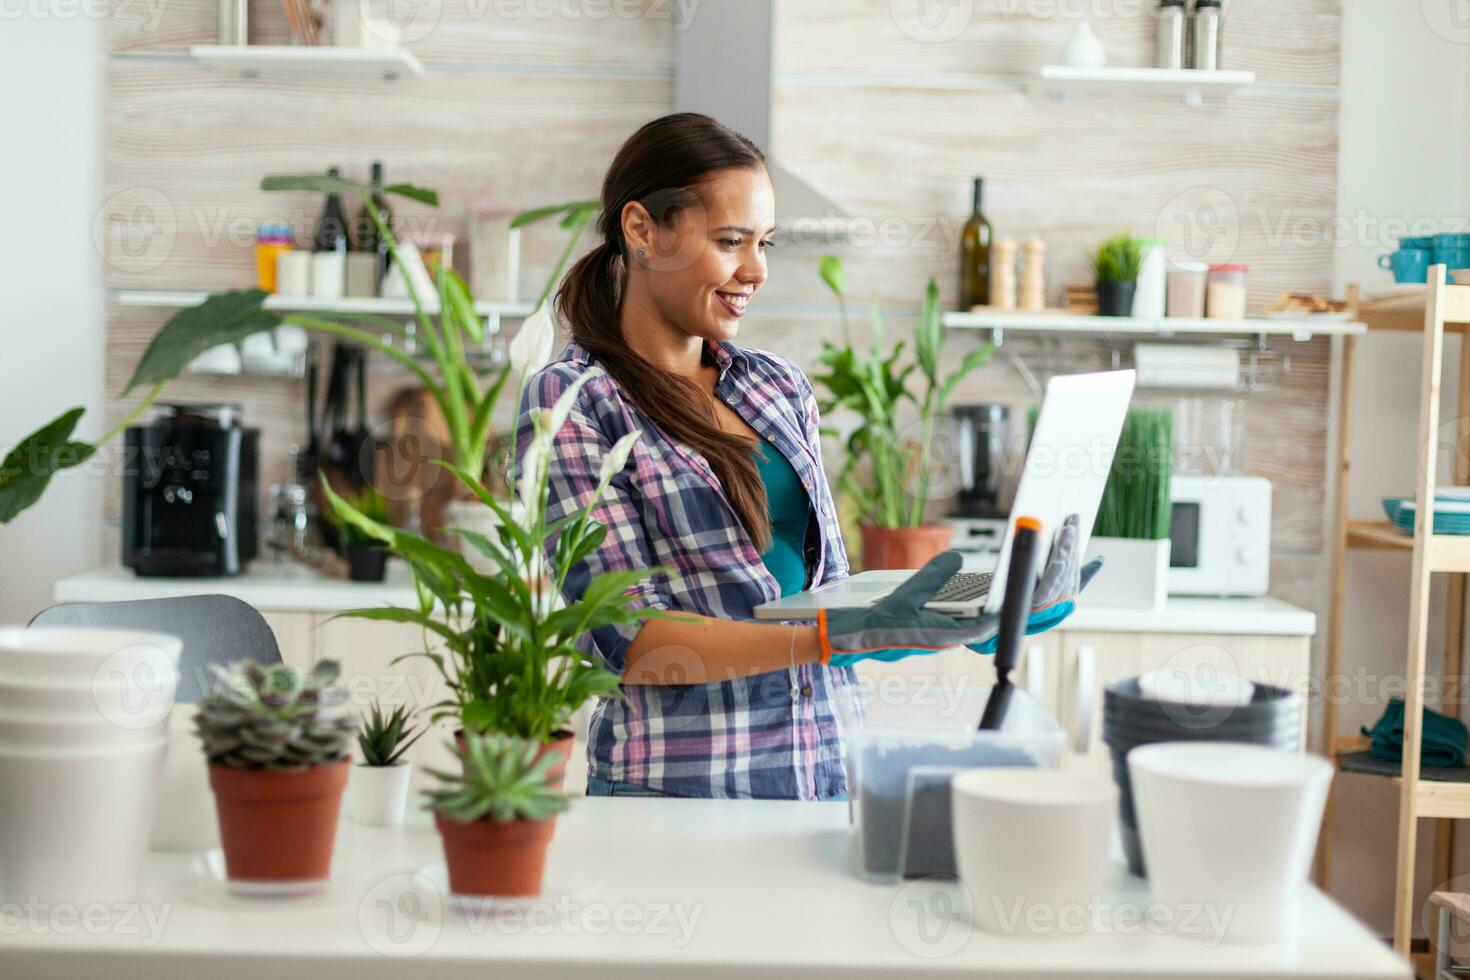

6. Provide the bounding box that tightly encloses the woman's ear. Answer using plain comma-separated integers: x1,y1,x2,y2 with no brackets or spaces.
621,200,655,260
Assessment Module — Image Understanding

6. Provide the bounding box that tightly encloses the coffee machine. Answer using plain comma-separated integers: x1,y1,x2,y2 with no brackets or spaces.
122,403,259,577
945,403,1012,554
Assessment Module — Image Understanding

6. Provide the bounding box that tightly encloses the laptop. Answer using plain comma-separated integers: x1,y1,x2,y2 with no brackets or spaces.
753,369,1136,620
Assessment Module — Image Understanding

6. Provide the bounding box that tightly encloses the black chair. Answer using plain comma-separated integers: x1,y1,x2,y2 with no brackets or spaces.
28,595,283,702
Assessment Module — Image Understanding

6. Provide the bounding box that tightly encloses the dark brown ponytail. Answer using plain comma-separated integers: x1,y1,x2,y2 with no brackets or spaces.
557,113,773,552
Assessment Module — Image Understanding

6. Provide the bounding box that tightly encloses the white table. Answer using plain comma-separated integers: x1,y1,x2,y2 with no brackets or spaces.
1,798,1406,979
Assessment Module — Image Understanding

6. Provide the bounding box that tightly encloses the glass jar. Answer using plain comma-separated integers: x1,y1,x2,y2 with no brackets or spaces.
1166,261,1208,318
1205,263,1248,320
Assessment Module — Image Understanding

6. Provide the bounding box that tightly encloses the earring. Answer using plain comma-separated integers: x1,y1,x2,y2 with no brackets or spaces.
636,249,645,259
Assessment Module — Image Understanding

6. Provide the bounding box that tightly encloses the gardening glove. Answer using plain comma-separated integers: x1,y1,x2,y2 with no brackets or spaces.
818,514,1101,668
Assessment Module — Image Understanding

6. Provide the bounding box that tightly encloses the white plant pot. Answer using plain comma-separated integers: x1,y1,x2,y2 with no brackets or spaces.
951,770,1116,936
1083,537,1170,609
150,706,219,852
1128,742,1332,944
0,738,167,903
0,627,182,684
349,762,413,826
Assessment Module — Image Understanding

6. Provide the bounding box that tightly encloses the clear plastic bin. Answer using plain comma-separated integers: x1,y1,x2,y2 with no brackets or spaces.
838,683,1065,882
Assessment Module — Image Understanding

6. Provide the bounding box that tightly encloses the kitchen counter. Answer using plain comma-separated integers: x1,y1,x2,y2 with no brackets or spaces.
53,565,1315,635
1,798,1403,979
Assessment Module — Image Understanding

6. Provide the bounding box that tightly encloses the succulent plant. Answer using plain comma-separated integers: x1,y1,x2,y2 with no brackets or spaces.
194,659,355,770
423,732,569,824
357,702,424,767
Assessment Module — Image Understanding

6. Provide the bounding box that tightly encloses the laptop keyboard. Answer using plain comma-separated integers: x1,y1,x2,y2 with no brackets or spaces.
928,571,993,603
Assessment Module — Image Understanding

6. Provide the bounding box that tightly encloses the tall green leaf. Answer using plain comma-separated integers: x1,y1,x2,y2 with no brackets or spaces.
0,408,96,524
818,255,846,297
124,290,281,394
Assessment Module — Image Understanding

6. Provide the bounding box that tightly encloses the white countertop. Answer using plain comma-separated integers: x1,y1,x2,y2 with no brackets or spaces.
1,798,1403,979
53,564,1315,635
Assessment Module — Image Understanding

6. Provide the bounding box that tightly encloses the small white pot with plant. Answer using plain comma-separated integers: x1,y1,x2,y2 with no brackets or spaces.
349,702,423,827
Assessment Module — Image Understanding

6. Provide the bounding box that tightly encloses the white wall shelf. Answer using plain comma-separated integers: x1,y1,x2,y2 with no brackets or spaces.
1032,66,1256,107
189,45,425,81
942,309,1365,341
113,289,535,319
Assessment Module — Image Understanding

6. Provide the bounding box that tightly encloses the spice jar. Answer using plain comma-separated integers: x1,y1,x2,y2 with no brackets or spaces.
1205,263,1248,320
1166,261,1208,318
254,224,294,293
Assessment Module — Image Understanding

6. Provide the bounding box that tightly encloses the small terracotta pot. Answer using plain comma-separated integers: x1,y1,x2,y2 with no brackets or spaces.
454,728,575,790
208,761,349,882
435,813,557,897
859,523,955,571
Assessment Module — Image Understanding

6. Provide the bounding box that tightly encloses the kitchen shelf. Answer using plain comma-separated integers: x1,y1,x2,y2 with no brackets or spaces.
1344,520,1412,551
113,289,535,319
1358,284,1470,333
941,309,1365,340
1032,65,1256,107
189,45,425,81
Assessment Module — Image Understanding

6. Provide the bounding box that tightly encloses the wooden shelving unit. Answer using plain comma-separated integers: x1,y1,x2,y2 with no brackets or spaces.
942,308,1366,341
189,45,425,81
112,289,535,320
1031,65,1256,107
1319,269,1470,955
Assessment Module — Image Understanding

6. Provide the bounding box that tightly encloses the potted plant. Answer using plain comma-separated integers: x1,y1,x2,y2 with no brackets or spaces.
318,368,676,786
424,731,569,897
0,175,594,536
815,257,993,570
1087,406,1174,609
325,485,393,582
349,702,424,827
1091,233,1144,317
194,659,355,883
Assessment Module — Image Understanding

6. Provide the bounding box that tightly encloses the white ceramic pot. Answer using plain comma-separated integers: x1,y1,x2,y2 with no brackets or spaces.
1083,537,1170,609
0,711,168,751
951,769,1116,937
150,706,219,852
0,738,168,903
1128,742,1332,944
0,627,182,684
348,762,414,826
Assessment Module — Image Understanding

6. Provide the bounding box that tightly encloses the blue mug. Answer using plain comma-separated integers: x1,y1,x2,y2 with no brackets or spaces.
1435,234,1470,274
1402,235,1436,250
1380,248,1431,283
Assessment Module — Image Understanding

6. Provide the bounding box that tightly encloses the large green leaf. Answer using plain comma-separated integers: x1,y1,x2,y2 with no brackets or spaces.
818,255,845,298
124,290,281,394
511,199,599,229
913,279,942,386
382,183,439,206
0,408,97,524
938,345,994,405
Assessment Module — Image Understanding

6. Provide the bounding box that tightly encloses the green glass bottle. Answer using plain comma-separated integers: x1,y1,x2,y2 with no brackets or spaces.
960,177,992,309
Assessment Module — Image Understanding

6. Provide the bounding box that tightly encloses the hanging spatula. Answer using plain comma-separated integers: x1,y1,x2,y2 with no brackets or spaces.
977,516,1042,732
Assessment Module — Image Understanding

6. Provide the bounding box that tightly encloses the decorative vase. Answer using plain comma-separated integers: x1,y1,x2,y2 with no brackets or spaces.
348,761,414,826
1095,280,1137,317
859,524,955,571
435,813,556,897
1060,21,1106,68
346,544,389,582
1082,537,1170,609
208,760,349,882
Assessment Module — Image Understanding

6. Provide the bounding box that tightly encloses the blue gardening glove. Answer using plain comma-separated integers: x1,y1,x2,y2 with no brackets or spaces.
820,514,1100,668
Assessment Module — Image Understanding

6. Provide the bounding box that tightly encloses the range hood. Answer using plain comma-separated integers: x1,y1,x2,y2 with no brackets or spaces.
674,0,852,244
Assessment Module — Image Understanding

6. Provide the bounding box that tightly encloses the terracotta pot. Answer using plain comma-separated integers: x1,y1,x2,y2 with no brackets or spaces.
453,728,574,791
208,761,349,882
859,523,955,571
435,813,556,897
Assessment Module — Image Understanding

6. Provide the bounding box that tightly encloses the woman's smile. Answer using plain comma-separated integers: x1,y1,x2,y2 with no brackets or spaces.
715,289,752,319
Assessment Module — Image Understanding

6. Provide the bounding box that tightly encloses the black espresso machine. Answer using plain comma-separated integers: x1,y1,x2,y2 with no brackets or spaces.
122,403,259,577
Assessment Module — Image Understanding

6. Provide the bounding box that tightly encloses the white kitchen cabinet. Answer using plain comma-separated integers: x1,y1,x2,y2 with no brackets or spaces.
1056,630,1312,778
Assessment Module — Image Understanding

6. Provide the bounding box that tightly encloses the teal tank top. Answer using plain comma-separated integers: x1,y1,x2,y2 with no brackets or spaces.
754,442,810,597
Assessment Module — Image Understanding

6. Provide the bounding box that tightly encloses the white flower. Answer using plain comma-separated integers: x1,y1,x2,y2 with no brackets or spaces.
547,367,601,441
509,303,556,376
595,430,641,494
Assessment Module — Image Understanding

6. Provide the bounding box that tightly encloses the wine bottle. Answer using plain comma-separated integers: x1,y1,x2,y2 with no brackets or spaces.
355,161,393,286
313,167,349,253
959,177,992,310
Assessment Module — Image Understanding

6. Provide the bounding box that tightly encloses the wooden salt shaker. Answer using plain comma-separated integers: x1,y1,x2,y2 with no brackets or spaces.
991,237,1018,311
1020,237,1046,312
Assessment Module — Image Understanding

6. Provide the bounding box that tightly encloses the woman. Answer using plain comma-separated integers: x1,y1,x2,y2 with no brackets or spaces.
514,113,1069,800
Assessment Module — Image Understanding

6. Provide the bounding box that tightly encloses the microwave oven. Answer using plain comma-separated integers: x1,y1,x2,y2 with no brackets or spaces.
1167,475,1271,597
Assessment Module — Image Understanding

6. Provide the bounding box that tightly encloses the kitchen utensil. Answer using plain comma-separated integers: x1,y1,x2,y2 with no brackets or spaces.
1128,742,1331,943
978,517,1041,731
951,769,1116,936
324,345,355,475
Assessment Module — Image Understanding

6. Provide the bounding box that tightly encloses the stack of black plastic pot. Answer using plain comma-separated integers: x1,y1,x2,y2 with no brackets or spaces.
1103,678,1304,876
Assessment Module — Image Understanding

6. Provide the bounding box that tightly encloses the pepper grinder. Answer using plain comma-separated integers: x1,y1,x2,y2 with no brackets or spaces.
1019,237,1047,313
991,237,1018,311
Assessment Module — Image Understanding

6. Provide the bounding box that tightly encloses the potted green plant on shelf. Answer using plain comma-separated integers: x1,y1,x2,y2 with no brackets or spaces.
815,257,993,570
0,174,597,535
424,731,569,897
325,485,394,582
194,659,355,883
349,701,424,827
318,367,676,785
1088,406,1174,609
1091,233,1144,317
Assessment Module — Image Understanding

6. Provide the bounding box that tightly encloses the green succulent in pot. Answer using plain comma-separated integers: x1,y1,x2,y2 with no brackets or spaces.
1089,233,1144,317
195,659,356,883
357,702,424,768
